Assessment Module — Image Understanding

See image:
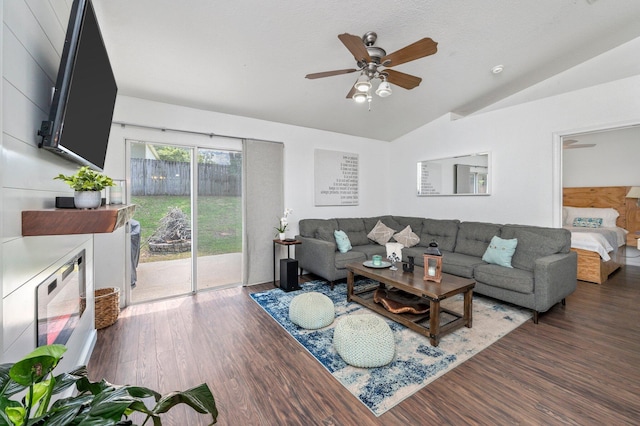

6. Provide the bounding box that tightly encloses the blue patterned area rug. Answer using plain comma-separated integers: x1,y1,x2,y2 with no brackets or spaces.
250,279,531,417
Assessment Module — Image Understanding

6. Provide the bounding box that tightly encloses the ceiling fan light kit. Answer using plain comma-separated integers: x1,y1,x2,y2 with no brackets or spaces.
305,31,438,107
353,92,368,103
375,81,392,97
355,74,372,92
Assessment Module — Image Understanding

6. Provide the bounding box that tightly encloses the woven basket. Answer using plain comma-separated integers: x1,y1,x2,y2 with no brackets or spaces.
94,287,120,329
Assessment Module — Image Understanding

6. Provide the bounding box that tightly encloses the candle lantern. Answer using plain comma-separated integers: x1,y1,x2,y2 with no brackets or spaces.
423,241,442,283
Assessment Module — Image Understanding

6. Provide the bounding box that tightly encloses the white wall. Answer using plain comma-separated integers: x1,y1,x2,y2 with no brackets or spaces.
389,75,640,227
563,126,640,187
1,0,96,366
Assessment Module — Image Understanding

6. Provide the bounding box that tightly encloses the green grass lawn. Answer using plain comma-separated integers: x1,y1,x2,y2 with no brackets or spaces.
132,195,242,262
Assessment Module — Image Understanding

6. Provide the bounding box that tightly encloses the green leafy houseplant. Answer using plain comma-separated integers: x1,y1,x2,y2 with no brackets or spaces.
54,166,115,191
0,344,218,425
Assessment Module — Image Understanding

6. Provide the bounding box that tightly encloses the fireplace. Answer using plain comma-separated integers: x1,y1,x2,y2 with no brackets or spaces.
36,250,86,347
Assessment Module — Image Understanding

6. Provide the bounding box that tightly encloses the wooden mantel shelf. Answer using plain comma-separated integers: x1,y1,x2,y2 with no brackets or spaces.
22,204,136,236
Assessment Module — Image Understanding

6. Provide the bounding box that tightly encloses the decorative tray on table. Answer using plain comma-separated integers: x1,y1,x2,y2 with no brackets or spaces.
363,260,392,268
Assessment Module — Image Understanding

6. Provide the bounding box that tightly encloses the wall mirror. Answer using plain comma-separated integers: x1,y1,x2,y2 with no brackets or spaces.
417,152,490,196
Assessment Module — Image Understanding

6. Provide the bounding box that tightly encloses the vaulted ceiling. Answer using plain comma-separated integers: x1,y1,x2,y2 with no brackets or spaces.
92,0,640,141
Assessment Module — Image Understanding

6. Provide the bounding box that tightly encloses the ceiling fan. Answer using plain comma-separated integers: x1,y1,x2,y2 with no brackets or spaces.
563,139,596,149
305,31,438,105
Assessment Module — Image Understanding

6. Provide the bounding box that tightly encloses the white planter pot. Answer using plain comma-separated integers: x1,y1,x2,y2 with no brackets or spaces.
74,190,102,209
278,232,286,241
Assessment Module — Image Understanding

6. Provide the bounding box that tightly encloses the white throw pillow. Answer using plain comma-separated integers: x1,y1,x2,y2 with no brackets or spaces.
393,225,420,248
563,207,619,228
367,220,396,245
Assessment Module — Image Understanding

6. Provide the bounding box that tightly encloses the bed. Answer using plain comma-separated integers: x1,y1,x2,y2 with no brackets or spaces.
563,187,631,284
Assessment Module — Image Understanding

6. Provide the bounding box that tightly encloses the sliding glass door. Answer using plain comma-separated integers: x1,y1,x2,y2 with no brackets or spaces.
196,148,243,290
129,141,242,303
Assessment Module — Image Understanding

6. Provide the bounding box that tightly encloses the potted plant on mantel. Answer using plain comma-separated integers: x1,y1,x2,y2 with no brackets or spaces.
0,344,218,425
54,166,114,209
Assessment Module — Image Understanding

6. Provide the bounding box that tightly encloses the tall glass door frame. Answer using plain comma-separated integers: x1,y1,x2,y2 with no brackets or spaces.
125,137,243,305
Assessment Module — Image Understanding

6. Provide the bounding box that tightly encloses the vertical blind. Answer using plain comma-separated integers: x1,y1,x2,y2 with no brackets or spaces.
243,139,284,285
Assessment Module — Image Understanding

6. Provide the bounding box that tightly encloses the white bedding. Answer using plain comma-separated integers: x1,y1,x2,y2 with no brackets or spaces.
564,226,628,261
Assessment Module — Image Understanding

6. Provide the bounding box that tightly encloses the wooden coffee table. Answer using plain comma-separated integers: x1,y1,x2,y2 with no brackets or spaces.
346,262,475,346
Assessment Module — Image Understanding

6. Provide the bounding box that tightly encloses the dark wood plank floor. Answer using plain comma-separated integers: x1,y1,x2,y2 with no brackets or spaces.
88,266,640,425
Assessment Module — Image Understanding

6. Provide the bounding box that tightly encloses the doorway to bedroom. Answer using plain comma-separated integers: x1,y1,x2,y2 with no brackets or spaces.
560,124,640,269
129,140,243,303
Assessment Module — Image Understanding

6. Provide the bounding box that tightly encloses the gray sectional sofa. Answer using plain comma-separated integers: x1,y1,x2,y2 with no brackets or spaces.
296,215,577,323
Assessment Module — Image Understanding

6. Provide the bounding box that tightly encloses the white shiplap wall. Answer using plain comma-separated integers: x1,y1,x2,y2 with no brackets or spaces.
1,0,96,368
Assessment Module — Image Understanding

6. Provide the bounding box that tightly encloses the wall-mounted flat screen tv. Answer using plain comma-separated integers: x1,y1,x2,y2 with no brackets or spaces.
38,0,117,172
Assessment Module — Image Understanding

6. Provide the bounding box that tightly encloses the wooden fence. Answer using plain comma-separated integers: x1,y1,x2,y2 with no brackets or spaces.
131,159,241,196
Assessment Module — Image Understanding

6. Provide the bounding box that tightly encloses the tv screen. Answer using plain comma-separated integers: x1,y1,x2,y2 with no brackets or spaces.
39,0,117,172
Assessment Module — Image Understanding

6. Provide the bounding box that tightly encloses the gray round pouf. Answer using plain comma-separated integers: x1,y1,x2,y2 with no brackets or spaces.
333,314,395,368
289,292,335,329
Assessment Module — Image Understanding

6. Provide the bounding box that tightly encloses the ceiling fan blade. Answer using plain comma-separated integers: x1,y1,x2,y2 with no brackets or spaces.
346,85,356,99
564,144,596,149
563,139,596,149
305,69,358,79
385,69,422,90
338,33,371,63
382,38,438,67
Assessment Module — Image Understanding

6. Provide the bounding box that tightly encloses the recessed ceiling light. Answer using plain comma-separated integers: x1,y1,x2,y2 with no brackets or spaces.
491,65,504,74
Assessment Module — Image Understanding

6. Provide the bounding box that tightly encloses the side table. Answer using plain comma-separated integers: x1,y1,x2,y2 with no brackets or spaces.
273,239,302,288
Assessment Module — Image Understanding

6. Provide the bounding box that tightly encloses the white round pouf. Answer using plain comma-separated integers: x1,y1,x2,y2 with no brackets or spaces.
289,292,335,329
333,314,395,368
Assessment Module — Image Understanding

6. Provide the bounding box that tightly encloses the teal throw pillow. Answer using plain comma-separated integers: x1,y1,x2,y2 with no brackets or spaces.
572,217,603,228
482,236,518,268
334,230,352,253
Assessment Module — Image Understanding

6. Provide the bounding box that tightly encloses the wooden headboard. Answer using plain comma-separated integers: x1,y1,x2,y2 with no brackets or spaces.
563,186,640,245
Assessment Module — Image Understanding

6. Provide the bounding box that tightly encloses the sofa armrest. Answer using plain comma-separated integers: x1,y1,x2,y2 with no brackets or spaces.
533,251,578,312
295,236,338,279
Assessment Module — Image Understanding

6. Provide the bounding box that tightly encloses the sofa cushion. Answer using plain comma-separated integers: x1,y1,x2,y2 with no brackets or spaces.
299,219,337,241
392,216,424,235
501,225,571,272
482,236,517,268
474,264,534,294
351,244,387,259
336,218,370,246
419,219,460,252
401,246,427,264
334,230,352,253
334,250,367,270
441,252,484,278
393,226,420,247
454,222,502,258
317,227,337,242
367,220,397,245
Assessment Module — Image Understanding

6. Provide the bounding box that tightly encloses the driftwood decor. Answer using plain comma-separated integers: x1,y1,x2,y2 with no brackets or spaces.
373,288,429,315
